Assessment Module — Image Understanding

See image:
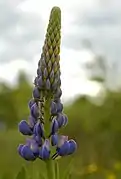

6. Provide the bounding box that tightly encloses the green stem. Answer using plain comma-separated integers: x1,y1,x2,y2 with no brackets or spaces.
46,160,55,179
55,161,59,179
44,95,56,179
44,95,51,138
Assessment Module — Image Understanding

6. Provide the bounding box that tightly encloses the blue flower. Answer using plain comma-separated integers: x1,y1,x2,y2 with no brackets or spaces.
30,103,39,118
26,138,39,157
34,135,43,146
51,134,58,146
28,115,37,128
37,76,44,89
33,87,40,99
18,144,36,161
18,120,33,135
17,7,77,162
39,139,50,160
57,141,69,156
56,113,68,128
37,68,42,76
18,144,24,156
56,101,63,113
56,136,69,156
67,140,77,155
54,88,62,99
56,137,77,156
51,118,59,134
50,101,57,115
34,122,44,138
28,99,35,109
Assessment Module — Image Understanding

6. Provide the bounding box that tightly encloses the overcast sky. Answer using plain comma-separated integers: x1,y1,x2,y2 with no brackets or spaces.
0,0,121,102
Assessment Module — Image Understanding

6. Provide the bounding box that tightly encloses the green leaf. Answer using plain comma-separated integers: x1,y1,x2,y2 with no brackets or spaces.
15,166,26,179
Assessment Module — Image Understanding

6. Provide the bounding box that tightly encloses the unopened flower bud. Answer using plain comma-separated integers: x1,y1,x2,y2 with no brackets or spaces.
28,99,35,109
38,76,44,89
46,79,51,90
50,101,57,115
33,87,40,99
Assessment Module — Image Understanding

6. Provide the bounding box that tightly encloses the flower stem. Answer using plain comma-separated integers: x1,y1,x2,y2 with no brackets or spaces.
44,95,56,179
55,161,59,179
46,160,55,179
44,95,51,138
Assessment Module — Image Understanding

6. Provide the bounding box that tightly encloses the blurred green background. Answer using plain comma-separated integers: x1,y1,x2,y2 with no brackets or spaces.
0,71,121,179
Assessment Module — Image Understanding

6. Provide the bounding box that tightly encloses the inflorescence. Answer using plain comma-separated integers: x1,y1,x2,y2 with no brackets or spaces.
17,6,77,162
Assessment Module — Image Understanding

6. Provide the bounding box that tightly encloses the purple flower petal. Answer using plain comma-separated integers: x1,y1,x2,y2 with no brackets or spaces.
67,140,77,155
57,141,70,156
28,99,35,109
17,144,24,156
26,139,39,157
56,113,68,128
51,134,58,146
21,145,36,161
34,122,44,138
56,101,63,113
18,120,33,135
46,79,51,90
37,68,42,76
31,103,39,118
54,88,62,99
34,135,43,146
28,116,37,128
39,139,50,160
58,135,68,147
51,118,59,134
38,76,44,88
33,87,40,99
50,101,57,115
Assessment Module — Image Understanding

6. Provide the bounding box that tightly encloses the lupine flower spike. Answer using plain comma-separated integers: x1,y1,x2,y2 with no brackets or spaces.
18,6,77,179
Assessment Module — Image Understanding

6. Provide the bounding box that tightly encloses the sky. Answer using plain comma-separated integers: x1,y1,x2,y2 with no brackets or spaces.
0,0,121,102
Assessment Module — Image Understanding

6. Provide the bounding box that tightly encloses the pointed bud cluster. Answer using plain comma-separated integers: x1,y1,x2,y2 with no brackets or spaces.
33,6,61,94
17,6,77,162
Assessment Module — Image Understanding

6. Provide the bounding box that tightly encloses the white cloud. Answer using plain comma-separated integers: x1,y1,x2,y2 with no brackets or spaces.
0,59,34,84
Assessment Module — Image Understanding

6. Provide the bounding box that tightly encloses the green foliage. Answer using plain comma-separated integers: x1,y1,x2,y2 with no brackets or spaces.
1,72,121,178
0,71,32,128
